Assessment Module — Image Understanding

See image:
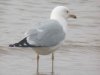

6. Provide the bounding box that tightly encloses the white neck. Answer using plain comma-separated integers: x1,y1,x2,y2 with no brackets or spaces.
50,16,68,33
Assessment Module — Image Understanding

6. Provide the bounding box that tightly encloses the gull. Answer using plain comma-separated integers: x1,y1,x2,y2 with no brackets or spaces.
9,6,77,73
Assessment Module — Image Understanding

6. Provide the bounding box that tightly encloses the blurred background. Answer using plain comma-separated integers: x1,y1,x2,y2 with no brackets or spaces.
0,0,100,75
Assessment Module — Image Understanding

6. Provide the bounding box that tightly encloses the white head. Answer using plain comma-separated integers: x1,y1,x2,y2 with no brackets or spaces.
50,6,77,33
50,6,77,20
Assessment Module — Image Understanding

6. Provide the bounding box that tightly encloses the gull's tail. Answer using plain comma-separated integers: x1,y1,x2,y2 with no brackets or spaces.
9,37,34,47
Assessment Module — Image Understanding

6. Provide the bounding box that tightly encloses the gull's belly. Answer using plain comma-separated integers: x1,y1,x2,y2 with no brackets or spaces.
31,39,65,55
32,45,60,55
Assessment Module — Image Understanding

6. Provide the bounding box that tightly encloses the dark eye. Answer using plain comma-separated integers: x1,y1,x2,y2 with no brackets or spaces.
66,10,69,13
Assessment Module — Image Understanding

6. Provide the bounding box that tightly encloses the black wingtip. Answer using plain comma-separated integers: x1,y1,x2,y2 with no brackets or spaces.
9,44,14,47
9,43,19,47
9,37,38,47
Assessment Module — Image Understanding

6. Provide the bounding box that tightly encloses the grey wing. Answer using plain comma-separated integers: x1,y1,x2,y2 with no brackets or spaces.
26,20,65,47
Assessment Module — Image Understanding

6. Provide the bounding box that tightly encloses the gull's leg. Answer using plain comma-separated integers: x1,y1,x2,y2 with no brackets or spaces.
37,54,39,73
52,53,54,74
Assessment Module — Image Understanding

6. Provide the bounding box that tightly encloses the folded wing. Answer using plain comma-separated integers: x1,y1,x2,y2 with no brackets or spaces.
26,20,65,47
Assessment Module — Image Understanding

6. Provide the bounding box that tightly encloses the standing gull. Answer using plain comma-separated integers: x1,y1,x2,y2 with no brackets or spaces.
9,6,77,72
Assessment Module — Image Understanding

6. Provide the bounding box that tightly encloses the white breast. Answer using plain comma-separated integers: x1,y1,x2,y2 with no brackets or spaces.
32,46,60,55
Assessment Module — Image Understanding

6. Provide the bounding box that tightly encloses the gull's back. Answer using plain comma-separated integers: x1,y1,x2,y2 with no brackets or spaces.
26,20,65,47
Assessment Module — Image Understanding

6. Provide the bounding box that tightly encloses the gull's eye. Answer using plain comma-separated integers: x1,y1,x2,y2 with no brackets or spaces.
66,10,69,13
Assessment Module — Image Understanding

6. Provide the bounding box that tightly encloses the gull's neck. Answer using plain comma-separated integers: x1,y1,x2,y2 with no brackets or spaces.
50,16,68,33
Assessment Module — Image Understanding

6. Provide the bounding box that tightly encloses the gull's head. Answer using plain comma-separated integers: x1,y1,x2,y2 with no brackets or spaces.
50,6,77,20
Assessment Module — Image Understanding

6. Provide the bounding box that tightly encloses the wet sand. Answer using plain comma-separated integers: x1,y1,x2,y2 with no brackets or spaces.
0,0,100,75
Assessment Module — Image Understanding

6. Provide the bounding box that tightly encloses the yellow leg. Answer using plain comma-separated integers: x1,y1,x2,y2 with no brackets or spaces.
52,53,54,74
37,54,39,73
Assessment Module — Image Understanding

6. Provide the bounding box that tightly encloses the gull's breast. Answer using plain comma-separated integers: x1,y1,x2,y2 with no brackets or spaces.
32,45,60,55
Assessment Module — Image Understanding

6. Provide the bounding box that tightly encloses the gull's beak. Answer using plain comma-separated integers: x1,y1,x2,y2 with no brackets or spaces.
68,14,77,19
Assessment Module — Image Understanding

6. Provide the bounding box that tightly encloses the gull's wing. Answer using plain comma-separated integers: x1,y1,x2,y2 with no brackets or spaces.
26,20,65,47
